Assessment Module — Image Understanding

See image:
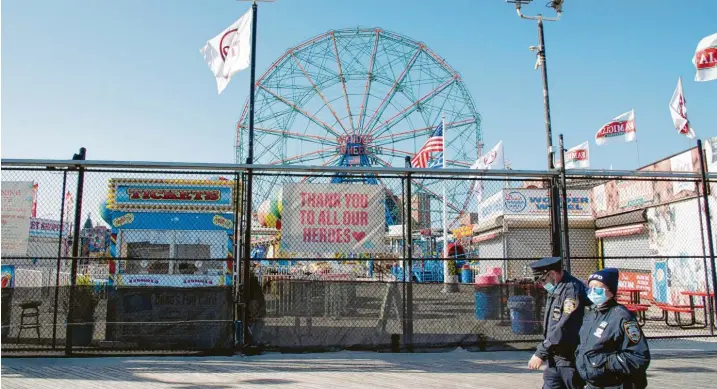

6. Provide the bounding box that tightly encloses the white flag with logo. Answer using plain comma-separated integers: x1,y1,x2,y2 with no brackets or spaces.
200,9,252,94
669,77,696,139
693,32,717,82
472,141,504,170
595,110,636,146
557,141,590,169
470,141,504,203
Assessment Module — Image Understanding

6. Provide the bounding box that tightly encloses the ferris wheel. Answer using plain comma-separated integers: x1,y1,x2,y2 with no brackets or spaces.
236,27,482,229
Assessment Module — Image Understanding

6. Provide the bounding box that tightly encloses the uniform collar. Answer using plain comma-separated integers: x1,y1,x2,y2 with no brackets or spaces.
548,271,573,296
593,298,618,312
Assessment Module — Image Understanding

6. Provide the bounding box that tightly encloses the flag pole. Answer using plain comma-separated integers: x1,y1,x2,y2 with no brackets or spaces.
635,139,641,169
241,0,259,352
441,114,457,292
441,112,454,292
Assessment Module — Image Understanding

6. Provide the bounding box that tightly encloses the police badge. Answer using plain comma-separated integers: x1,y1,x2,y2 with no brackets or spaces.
623,321,642,343
563,298,577,314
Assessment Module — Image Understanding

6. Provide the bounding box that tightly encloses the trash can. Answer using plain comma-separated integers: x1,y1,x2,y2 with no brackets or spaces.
474,275,500,320
461,264,473,284
507,295,536,335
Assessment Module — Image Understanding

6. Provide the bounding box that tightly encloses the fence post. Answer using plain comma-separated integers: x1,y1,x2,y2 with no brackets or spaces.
558,135,571,273
695,180,714,335
65,147,86,355
404,156,414,352
52,170,68,350
697,139,717,332
232,171,242,346
241,161,253,351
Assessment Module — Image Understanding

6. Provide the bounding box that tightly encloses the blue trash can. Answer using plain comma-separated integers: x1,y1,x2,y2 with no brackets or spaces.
474,275,500,320
461,266,473,284
507,295,536,335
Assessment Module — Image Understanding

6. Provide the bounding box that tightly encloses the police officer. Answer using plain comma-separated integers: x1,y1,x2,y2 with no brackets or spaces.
528,256,588,389
576,268,650,389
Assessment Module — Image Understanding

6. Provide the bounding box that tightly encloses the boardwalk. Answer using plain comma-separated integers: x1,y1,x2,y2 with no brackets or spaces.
2,339,716,388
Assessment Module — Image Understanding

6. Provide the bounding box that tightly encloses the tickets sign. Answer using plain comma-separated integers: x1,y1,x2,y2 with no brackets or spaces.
107,179,235,213
281,183,385,254
1,181,34,256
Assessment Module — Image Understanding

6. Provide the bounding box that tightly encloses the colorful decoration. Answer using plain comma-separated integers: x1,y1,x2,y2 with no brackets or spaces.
1,265,15,289
257,189,282,230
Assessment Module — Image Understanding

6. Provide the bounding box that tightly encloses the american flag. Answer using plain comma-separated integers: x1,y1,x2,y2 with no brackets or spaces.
411,123,443,168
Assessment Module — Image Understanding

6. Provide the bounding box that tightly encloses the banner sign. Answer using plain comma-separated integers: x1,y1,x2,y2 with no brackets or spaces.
108,179,235,213
479,189,592,218
1,181,35,256
618,270,652,299
281,183,385,253
115,274,228,287
505,189,591,216
29,218,70,238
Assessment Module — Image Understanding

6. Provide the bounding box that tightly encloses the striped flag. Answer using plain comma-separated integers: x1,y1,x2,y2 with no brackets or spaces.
411,123,443,168
428,153,443,169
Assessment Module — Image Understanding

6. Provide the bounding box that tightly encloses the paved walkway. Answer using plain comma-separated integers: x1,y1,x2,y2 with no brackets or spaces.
2,339,717,388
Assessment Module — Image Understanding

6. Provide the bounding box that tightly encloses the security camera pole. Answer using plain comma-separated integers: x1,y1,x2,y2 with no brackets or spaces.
507,0,564,260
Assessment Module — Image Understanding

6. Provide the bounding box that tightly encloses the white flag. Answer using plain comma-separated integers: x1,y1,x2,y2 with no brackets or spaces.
693,33,717,82
200,9,253,94
669,77,696,139
595,110,636,146
557,141,590,169
472,141,504,170
470,141,504,203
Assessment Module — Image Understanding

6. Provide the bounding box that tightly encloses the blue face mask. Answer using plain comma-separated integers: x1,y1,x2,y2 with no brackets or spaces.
588,287,608,305
543,282,556,294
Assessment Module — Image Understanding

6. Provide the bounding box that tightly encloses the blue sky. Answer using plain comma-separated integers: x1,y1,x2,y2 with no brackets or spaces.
2,0,716,170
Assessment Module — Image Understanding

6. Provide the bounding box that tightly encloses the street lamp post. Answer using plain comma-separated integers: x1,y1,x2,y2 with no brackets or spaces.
507,0,564,259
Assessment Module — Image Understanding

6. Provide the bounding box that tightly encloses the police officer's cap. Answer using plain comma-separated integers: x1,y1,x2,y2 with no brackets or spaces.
529,256,562,279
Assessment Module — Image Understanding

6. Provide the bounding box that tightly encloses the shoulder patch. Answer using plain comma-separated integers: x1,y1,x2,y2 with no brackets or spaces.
563,298,577,314
623,320,641,344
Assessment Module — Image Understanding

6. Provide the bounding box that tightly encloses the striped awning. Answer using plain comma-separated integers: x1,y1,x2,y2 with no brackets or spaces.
472,229,503,244
595,223,645,239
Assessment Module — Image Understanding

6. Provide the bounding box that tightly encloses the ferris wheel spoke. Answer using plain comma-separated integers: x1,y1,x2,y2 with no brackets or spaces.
331,31,356,134
299,155,341,183
372,118,477,146
358,30,381,133
367,77,457,139
373,146,415,160
254,127,337,147
291,53,350,135
362,46,423,133
258,84,342,138
271,147,336,165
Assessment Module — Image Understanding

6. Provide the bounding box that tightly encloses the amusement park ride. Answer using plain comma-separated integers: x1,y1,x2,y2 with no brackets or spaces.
236,27,483,231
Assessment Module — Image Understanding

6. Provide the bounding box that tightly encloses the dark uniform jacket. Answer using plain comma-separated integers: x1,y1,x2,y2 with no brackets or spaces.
535,271,588,366
576,299,650,389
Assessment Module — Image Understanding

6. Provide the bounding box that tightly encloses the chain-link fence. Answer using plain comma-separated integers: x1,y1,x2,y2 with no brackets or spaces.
2,159,716,356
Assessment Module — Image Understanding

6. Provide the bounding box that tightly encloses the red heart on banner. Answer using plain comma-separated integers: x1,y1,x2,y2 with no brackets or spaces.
352,231,366,242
